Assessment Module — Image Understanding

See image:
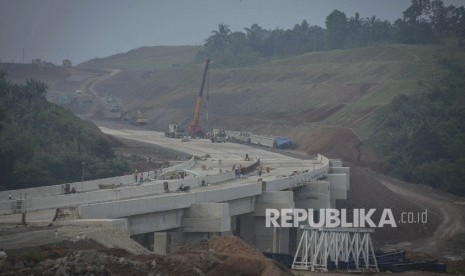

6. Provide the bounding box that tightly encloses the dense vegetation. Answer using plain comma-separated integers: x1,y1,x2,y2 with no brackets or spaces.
369,56,465,195
197,0,465,66
0,71,128,190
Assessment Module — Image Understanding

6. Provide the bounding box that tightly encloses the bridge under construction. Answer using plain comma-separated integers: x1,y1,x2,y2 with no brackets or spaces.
0,126,351,270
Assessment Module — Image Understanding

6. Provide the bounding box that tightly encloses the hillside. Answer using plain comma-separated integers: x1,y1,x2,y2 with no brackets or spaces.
0,71,128,190
90,44,462,126
4,43,464,192
72,44,462,167
77,45,201,70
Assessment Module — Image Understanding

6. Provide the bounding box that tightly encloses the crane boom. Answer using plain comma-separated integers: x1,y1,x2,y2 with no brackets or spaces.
188,58,210,137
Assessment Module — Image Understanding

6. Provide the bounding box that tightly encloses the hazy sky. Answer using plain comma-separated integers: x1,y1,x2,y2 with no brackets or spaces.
1,0,463,65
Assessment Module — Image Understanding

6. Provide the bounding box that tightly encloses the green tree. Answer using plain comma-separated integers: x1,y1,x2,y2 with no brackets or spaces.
0,73,128,190
325,9,348,49
205,23,231,52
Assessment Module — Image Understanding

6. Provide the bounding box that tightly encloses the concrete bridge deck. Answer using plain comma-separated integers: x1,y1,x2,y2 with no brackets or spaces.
0,127,350,255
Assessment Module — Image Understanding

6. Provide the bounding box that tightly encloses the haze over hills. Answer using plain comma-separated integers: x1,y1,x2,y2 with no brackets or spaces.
3,40,464,194
2,0,465,195
69,43,461,163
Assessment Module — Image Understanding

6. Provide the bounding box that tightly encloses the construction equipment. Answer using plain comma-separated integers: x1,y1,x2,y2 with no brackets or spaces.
110,104,119,112
188,58,210,137
211,129,227,143
165,123,185,138
135,110,148,125
120,108,129,121
176,184,191,192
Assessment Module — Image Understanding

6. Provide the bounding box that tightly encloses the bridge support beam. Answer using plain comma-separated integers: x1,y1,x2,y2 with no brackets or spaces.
182,203,231,232
294,181,331,210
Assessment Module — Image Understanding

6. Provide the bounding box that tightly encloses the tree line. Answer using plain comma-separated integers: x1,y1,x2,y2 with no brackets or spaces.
196,0,465,66
0,71,128,190
369,56,465,195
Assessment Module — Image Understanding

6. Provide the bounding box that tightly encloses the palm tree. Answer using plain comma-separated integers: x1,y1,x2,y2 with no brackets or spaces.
210,23,231,51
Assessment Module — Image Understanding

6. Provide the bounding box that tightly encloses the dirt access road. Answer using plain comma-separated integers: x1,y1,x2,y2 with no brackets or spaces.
79,69,121,118
349,166,465,261
379,175,465,260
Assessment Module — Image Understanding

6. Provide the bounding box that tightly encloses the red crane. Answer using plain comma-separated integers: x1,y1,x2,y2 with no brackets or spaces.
188,58,210,137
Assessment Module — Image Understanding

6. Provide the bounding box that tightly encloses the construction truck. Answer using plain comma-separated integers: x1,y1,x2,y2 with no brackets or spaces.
211,129,227,143
135,110,148,125
188,59,210,138
165,123,185,138
110,104,120,112
120,108,129,121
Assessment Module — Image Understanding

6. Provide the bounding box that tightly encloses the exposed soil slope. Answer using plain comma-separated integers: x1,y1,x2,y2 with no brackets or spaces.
0,234,291,276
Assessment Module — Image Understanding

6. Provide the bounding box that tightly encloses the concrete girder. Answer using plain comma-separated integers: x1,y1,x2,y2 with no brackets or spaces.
127,209,184,235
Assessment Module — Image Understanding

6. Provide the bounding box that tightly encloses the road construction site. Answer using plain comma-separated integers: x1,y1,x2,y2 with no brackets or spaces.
1,125,465,273
0,126,349,266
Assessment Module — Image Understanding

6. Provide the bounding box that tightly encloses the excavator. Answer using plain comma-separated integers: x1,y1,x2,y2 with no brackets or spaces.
188,58,210,137
135,110,148,125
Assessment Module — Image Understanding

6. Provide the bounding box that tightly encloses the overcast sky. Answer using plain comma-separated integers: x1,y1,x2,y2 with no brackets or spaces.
0,0,463,65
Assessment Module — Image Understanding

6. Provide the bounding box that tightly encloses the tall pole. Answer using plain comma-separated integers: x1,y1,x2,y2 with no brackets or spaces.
81,161,84,192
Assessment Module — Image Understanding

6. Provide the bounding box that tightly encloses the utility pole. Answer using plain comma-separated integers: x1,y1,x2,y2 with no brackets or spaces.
21,193,27,225
81,161,85,192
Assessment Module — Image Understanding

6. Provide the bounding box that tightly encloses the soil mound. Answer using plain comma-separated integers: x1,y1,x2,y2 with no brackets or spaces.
0,235,292,276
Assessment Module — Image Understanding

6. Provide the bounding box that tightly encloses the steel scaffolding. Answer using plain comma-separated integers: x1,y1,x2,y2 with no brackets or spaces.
292,226,378,272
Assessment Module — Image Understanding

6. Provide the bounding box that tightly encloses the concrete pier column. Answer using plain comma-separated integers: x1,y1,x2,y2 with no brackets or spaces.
237,191,294,254
153,232,170,255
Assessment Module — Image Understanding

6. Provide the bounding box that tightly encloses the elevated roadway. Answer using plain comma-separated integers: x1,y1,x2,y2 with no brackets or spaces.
0,127,350,254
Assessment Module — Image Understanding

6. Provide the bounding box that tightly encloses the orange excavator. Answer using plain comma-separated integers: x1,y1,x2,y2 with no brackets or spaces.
188,58,210,137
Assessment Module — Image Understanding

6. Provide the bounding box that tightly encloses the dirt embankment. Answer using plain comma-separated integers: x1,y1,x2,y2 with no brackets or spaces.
0,235,291,276
339,165,465,260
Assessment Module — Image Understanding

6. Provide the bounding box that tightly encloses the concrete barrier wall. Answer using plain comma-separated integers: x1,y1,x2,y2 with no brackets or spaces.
159,155,196,176
204,171,235,184
79,183,262,219
5,180,175,214
166,170,236,192
265,166,329,192
262,154,329,193
0,155,197,212
0,170,238,214
0,174,136,201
